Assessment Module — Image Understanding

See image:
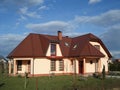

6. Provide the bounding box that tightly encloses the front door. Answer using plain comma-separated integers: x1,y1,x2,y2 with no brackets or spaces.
79,61,84,74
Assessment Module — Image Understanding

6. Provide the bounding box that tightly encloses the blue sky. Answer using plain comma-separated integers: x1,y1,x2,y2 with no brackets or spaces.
0,0,120,58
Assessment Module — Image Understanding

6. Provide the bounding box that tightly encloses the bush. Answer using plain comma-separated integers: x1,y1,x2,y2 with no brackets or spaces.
109,61,120,71
102,65,106,79
93,73,102,79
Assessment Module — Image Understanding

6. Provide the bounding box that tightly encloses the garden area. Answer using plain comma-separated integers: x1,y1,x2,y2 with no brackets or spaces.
0,74,120,90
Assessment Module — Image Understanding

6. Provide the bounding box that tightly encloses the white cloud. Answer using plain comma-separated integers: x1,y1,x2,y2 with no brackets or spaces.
26,21,69,33
74,10,120,28
26,20,82,36
0,34,26,57
19,7,41,19
25,9,120,36
0,0,44,7
28,0,44,6
90,10,120,27
38,5,48,10
89,0,101,4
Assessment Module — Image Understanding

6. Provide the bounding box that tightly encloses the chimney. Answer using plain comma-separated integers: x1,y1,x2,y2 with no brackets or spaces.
58,31,62,40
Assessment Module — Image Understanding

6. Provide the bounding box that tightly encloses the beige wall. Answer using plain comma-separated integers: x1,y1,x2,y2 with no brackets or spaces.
34,58,50,74
85,60,96,73
90,41,109,72
64,58,73,73
34,58,73,74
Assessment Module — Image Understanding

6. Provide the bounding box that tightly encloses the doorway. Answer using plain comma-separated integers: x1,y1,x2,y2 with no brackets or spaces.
79,61,84,74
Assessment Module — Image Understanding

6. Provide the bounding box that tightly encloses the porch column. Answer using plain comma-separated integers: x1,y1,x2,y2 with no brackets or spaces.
8,60,12,74
13,60,17,75
83,58,86,74
73,60,76,74
98,59,101,72
30,59,34,76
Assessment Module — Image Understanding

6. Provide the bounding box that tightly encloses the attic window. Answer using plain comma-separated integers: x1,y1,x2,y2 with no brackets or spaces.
65,42,69,47
73,44,77,49
94,45,100,50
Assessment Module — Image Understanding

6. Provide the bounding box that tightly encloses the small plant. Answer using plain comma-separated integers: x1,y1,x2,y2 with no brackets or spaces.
17,74,22,78
24,72,28,89
93,72,102,79
102,65,106,79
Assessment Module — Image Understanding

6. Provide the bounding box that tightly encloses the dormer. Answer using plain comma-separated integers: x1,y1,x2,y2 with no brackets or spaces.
46,43,62,57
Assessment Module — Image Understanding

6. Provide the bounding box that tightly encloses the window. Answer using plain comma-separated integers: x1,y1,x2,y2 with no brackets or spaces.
73,44,77,49
51,60,56,71
94,45,100,50
59,60,64,71
65,42,69,47
17,60,22,71
51,43,56,56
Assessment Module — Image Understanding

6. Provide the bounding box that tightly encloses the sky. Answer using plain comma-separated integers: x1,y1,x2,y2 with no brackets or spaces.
0,0,120,58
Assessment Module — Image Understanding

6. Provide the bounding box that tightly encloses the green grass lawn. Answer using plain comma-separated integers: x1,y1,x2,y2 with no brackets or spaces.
0,74,120,90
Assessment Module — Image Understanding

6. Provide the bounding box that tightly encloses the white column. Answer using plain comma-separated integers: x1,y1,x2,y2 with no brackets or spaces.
13,60,17,75
8,60,12,74
73,60,76,74
98,59,101,72
83,58,86,74
30,59,34,75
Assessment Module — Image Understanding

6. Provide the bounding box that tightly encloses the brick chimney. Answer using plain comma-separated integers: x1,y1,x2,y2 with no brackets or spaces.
58,31,62,40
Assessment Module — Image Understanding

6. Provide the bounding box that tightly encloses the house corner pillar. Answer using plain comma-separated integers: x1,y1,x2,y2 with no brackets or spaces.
73,59,76,75
8,60,12,74
13,60,17,75
30,59,34,76
83,58,86,74
98,59,101,73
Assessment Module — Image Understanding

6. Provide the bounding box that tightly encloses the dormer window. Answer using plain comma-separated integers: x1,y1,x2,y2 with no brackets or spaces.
65,42,69,47
51,43,56,56
73,44,77,49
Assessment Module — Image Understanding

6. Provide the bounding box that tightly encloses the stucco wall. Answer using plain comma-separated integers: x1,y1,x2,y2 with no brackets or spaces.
34,58,50,74
90,41,109,72
85,60,96,73
64,58,73,73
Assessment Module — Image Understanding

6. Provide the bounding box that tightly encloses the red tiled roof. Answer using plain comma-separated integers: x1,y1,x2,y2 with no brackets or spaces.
7,33,112,58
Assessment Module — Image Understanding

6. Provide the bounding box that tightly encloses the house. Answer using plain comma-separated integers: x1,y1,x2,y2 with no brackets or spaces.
7,31,112,76
0,55,8,73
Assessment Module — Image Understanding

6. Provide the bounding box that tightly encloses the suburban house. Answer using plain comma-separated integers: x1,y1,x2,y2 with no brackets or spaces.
7,31,112,76
0,55,8,73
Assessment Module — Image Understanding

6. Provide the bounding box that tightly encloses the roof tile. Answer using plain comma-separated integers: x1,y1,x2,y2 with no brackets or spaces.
7,33,112,58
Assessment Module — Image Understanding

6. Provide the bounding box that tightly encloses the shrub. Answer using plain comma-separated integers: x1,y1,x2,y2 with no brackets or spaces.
102,65,106,79
109,62,120,71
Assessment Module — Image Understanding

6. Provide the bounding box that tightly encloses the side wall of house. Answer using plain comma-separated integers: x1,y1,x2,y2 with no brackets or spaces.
90,41,109,72
85,60,97,73
34,58,50,75
33,58,73,75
